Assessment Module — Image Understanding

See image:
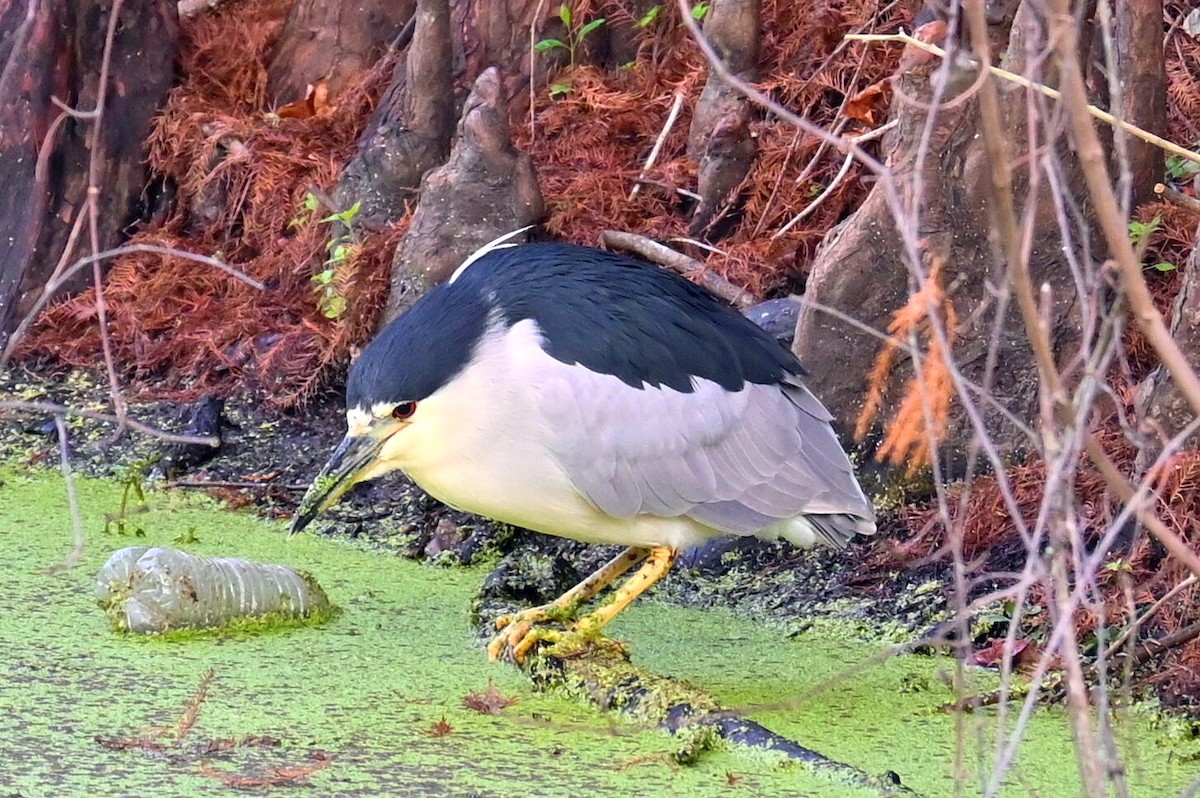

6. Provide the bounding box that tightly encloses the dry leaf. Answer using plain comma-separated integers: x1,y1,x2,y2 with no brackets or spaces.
462,682,519,715
844,81,888,126
427,716,454,737
968,637,1032,667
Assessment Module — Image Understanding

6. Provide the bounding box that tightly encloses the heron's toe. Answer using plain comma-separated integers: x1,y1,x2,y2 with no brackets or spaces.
487,619,548,663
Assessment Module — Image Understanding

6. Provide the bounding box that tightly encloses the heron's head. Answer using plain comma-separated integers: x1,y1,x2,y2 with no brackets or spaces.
289,281,493,537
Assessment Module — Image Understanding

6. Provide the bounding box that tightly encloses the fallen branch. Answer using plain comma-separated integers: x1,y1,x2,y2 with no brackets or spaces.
1154,182,1200,217
600,230,756,309
522,644,923,797
167,480,309,491
0,400,220,446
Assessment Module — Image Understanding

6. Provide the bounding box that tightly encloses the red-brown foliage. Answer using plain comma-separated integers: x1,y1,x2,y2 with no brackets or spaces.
21,0,402,407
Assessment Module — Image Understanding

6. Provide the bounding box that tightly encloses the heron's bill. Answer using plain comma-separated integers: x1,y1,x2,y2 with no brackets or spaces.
290,434,384,537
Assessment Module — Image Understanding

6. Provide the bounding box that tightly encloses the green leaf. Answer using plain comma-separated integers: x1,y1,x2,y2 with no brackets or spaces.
1128,214,1162,248
637,5,661,27
321,200,362,225
691,2,709,20
1153,261,1177,272
549,82,572,98
558,3,571,27
535,38,566,52
302,193,319,212
579,18,605,38
321,295,347,319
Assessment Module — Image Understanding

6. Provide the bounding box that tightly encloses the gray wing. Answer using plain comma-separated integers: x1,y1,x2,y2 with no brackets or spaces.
537,363,876,545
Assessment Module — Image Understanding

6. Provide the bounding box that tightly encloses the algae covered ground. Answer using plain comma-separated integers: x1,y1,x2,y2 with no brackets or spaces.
0,470,1194,797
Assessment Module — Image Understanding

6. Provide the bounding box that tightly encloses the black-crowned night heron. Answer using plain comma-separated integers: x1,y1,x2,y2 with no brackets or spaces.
292,235,876,662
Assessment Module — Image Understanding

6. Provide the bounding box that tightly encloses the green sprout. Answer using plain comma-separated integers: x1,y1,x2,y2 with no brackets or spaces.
1128,215,1177,273
637,4,662,27
690,1,710,20
309,197,361,319
535,3,606,97
1165,144,1200,182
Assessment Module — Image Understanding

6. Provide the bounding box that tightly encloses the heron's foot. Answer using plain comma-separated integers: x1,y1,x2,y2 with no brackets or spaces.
490,619,626,664
487,602,578,662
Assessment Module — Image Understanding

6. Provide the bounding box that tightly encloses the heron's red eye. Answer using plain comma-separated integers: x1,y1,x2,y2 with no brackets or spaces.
392,402,417,420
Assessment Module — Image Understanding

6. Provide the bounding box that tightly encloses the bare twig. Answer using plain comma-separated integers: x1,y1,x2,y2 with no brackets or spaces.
1,244,264,373
1102,575,1198,662
600,230,755,308
0,400,220,447
772,121,896,240
1084,435,1200,581
528,0,549,144
46,415,85,573
847,32,1200,169
676,0,888,175
630,91,685,200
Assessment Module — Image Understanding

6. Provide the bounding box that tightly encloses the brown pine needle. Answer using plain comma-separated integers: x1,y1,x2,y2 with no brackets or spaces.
856,258,958,473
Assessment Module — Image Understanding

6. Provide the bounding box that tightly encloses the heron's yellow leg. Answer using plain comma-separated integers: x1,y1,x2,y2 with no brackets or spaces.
487,546,646,661
509,546,678,662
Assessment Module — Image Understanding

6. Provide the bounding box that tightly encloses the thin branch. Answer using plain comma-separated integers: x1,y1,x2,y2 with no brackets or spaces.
630,91,685,200
1084,434,1200,582
1,244,264,373
676,0,888,175
1102,575,1197,662
772,121,896,240
0,400,220,446
84,0,128,431
46,415,85,573
847,32,1200,169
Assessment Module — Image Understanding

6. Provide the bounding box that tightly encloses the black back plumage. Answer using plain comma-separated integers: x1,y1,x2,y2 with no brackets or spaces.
347,243,803,406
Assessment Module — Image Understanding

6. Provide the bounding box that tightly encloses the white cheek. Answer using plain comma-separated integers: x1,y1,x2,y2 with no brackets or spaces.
373,427,412,470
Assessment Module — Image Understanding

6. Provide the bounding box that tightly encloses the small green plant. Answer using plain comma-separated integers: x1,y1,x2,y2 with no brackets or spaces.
690,1,710,20
105,463,150,537
1128,215,1176,273
1128,215,1162,249
535,4,605,96
310,197,361,319
1166,147,1200,181
288,192,321,231
636,4,662,28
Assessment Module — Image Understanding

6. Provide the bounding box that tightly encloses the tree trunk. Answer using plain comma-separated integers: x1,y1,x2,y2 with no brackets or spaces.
383,66,544,324
1114,0,1166,210
334,0,456,231
266,0,415,106
793,3,1093,473
687,0,760,236
1138,219,1200,452
0,0,178,351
